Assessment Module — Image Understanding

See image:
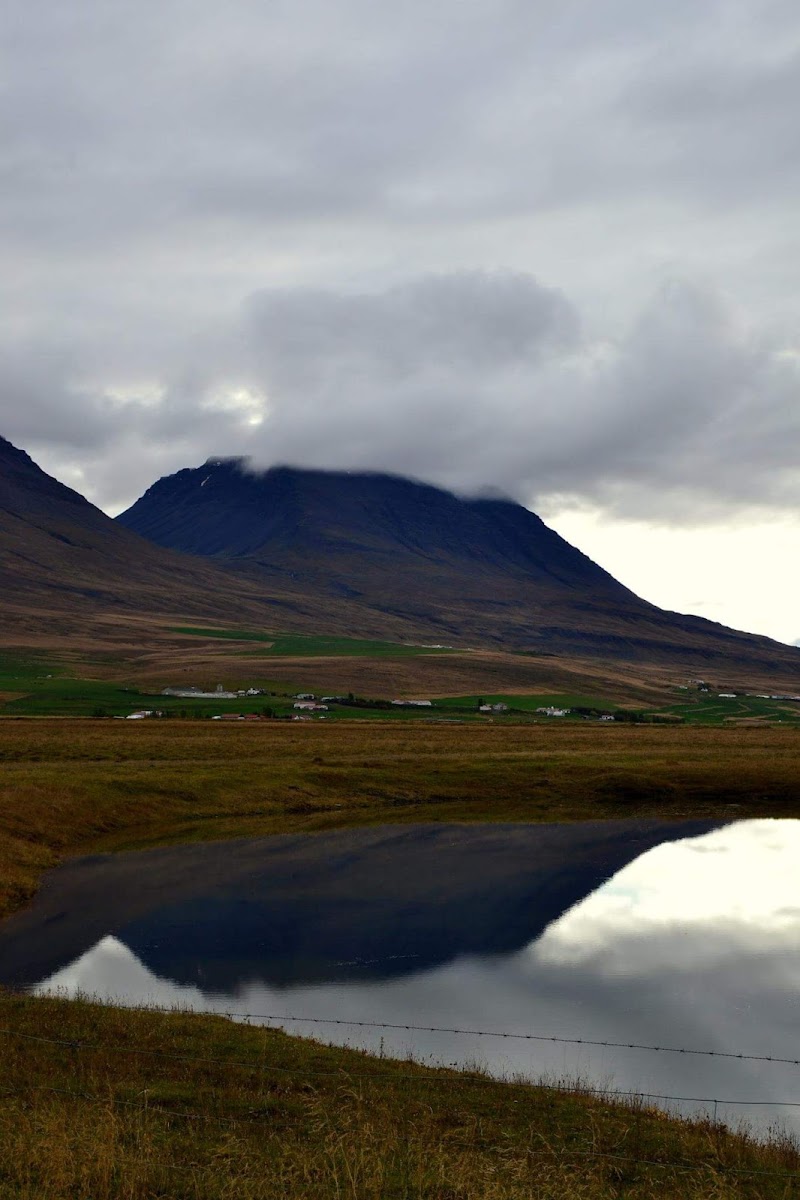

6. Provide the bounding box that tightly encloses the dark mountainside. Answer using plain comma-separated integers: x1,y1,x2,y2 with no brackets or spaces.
0,436,324,633
1,432,797,673
118,458,629,593
118,456,800,670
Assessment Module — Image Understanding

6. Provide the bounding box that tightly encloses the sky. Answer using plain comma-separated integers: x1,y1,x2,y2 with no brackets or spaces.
2,0,799,643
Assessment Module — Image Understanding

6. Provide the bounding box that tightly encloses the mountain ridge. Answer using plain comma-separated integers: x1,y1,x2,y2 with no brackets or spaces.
120,458,633,594
117,455,800,670
1,432,797,678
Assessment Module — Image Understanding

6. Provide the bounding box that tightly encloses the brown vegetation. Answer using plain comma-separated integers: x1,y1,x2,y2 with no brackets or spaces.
1,991,798,1199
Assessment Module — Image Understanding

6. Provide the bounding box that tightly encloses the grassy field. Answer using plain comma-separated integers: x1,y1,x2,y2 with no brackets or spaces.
171,627,455,656
1,990,798,1199
3,719,800,1197
0,652,621,719
4,643,800,726
0,675,618,720
435,693,615,714
6,634,800,725
661,691,800,725
0,649,621,719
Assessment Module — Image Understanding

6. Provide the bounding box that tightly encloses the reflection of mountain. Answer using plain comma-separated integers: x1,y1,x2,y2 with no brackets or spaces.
0,821,721,994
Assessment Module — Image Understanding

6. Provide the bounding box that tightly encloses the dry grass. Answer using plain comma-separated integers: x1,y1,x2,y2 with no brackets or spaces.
1,992,798,1199
2,719,800,921
113,640,682,706
6,610,800,708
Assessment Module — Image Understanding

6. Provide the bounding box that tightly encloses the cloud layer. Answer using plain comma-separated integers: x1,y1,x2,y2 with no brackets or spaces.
3,272,799,523
1,0,799,530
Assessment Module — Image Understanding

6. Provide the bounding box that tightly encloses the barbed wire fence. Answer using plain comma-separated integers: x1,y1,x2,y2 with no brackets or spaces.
3,1004,800,1189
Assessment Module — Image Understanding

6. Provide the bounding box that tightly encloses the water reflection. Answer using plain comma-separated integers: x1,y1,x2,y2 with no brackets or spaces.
0,819,715,990
3,819,800,1134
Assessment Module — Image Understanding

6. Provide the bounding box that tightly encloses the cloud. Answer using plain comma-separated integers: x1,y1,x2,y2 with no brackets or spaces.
1,0,799,527
535,819,800,969
225,274,800,524
4,271,800,522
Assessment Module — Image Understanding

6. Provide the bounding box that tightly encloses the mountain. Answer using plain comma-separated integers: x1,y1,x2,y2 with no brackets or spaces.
0,436,312,635
2,433,797,677
118,456,800,671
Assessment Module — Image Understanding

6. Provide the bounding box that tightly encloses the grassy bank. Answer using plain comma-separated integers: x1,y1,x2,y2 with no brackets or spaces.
2,719,800,921
1,992,798,1199
4,719,800,1197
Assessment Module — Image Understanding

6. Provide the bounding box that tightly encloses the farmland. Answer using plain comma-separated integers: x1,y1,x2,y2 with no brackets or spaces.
169,627,456,657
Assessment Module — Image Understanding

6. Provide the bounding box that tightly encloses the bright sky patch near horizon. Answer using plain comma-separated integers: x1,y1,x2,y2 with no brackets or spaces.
2,0,799,644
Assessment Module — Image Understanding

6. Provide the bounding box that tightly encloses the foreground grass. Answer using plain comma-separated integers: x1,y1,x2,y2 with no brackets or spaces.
1,992,798,1199
2,719,800,921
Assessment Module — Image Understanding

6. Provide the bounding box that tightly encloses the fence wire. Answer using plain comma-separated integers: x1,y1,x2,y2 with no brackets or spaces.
2,1022,800,1113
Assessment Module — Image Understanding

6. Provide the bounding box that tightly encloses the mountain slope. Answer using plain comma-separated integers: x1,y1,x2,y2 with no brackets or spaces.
0,437,321,633
118,458,632,592
118,457,800,671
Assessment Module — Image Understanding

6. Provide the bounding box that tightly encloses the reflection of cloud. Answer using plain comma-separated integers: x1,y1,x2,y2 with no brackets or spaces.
535,820,800,968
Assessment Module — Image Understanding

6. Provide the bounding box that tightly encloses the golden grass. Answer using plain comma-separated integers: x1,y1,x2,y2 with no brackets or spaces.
1,992,798,1199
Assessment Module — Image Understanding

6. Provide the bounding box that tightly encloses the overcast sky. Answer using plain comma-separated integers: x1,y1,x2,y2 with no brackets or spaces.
2,0,799,643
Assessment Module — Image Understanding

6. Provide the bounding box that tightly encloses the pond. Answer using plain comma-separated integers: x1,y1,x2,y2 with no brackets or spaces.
2,818,799,1135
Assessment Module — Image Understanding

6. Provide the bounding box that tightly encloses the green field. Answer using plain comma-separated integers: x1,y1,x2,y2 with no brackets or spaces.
436,692,614,714
0,650,615,720
4,672,800,724
662,690,800,725
170,627,455,657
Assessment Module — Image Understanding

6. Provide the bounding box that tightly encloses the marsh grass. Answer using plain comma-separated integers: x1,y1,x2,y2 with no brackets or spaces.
1,993,798,1199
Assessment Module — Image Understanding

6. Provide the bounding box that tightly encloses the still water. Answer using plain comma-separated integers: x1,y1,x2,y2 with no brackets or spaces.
2,818,799,1134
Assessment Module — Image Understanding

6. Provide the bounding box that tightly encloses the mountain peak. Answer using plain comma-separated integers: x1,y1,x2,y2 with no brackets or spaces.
203,454,249,469
118,460,624,595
